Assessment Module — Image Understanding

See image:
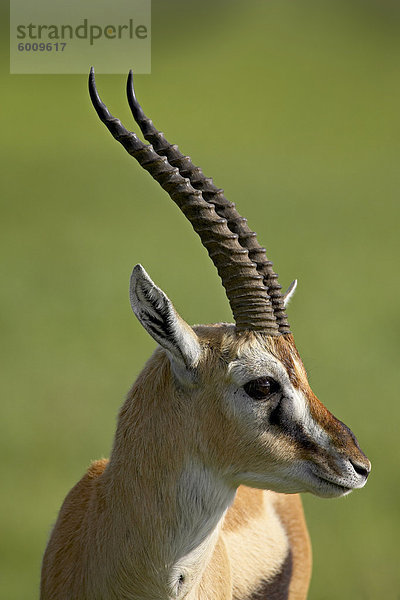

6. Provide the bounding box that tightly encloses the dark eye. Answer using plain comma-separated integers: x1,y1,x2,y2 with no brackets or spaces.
243,377,280,400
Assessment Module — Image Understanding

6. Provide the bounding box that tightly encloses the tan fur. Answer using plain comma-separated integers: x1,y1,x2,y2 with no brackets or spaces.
272,492,312,599
221,486,311,599
41,325,368,599
42,466,308,600
223,488,289,598
223,487,265,532
197,536,232,599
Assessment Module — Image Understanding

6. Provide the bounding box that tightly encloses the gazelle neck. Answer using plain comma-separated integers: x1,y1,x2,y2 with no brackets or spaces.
105,349,236,600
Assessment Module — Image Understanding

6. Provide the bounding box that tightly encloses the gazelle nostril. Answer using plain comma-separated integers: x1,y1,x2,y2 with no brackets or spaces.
350,459,370,479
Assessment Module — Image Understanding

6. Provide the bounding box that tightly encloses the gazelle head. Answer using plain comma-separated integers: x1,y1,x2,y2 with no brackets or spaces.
89,69,370,499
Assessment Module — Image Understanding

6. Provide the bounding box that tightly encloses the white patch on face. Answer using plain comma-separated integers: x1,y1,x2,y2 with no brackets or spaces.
290,356,332,450
227,343,305,422
222,341,336,493
228,345,332,450
217,338,366,498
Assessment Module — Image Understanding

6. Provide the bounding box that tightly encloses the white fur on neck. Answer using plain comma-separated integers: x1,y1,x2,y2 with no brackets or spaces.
168,460,236,599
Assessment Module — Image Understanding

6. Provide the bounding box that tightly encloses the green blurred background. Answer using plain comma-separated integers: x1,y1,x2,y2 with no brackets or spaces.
1,0,399,598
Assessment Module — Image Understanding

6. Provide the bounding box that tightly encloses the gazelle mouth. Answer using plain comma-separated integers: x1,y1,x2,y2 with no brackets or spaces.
308,468,354,496
317,476,352,493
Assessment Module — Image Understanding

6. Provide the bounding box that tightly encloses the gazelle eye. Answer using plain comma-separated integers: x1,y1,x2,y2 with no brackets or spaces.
243,377,280,400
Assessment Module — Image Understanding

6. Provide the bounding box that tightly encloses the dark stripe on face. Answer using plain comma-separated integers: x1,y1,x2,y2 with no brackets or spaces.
269,396,322,457
265,333,370,468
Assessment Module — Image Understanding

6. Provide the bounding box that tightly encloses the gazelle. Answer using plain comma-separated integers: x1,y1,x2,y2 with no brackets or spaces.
40,68,371,600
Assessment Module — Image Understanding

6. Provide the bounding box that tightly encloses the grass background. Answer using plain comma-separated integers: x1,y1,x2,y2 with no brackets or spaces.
1,0,399,597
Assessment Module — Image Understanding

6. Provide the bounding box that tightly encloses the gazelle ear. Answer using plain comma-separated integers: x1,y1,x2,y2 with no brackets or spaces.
283,279,297,307
129,265,201,377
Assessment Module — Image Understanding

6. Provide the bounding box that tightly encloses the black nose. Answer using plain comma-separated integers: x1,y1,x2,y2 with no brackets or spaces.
350,459,370,479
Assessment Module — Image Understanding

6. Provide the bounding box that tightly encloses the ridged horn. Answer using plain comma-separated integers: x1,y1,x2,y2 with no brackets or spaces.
89,68,279,334
126,71,290,334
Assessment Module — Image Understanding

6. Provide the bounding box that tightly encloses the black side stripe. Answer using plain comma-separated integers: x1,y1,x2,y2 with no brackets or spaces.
248,549,292,600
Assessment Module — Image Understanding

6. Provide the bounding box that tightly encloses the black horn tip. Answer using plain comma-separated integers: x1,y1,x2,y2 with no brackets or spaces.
88,67,109,121
88,66,95,94
127,69,136,98
127,69,146,123
88,67,99,107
